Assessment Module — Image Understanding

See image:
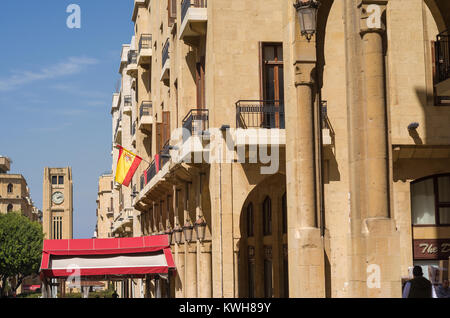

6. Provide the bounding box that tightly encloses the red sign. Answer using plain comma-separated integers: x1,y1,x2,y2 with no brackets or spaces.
413,239,450,260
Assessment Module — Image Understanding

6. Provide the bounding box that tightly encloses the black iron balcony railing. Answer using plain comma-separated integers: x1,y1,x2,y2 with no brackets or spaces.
114,112,123,139
159,140,171,169
321,100,335,135
436,30,450,84
162,39,170,68
127,50,137,65
139,34,152,52
182,109,210,137
181,0,208,24
124,95,132,107
131,121,136,136
140,102,152,118
236,100,285,129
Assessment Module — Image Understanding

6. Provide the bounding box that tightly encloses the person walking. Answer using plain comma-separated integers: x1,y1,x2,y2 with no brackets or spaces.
402,266,432,298
112,290,119,298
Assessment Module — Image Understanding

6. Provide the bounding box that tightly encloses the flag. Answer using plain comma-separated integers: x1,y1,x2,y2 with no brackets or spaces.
115,146,142,187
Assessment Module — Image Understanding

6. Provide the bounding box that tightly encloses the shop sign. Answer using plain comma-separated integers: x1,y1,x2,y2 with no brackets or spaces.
413,239,450,260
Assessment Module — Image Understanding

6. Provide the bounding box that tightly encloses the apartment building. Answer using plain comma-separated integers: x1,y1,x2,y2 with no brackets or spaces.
0,156,41,222
108,0,450,298
95,173,114,239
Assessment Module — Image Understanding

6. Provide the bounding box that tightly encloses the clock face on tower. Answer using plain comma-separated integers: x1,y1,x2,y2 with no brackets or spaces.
52,191,64,205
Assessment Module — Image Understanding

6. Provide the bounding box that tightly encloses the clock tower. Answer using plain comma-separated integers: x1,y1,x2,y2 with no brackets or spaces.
42,167,73,240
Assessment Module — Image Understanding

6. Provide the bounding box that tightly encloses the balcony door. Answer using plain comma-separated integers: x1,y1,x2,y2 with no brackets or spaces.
196,56,206,109
262,43,284,128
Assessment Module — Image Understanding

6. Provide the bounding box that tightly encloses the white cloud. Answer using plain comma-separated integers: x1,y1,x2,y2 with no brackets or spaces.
0,56,98,91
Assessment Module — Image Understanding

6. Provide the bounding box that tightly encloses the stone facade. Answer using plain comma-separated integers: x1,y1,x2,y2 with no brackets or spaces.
42,167,73,240
95,174,114,238
104,0,450,298
0,156,41,222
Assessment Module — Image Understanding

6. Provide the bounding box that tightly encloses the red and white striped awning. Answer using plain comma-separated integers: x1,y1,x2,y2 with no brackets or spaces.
40,235,175,279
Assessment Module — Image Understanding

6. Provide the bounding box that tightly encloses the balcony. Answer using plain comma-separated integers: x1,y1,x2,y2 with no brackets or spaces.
114,113,123,143
160,39,170,82
138,34,152,65
235,100,285,147
106,207,114,218
138,102,153,132
178,109,210,162
321,101,334,147
126,50,138,77
131,121,137,146
112,208,134,235
180,0,208,41
123,95,132,114
435,30,450,98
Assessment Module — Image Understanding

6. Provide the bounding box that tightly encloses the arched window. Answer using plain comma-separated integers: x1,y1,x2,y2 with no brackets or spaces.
7,183,13,193
411,174,450,225
263,197,272,236
7,204,13,213
247,203,254,237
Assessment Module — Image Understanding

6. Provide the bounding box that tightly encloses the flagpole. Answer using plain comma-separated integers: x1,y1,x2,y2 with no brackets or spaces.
113,144,153,166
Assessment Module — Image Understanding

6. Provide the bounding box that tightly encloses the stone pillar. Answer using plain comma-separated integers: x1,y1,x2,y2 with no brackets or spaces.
286,23,325,296
175,244,186,298
186,242,198,297
358,1,388,221
198,241,212,298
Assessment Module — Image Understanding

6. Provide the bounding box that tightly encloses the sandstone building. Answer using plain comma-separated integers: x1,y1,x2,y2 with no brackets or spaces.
42,167,73,240
106,0,450,298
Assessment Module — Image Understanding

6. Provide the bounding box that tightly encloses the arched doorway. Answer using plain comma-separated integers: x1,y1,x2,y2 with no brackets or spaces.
238,173,287,298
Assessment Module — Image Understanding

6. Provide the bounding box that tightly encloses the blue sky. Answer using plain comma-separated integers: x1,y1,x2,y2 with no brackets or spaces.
0,1,134,238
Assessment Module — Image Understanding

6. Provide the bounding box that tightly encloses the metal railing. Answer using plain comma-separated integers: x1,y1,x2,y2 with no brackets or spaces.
127,50,137,65
140,102,152,118
182,109,209,136
162,39,170,68
131,121,136,136
159,140,171,169
236,100,285,129
114,112,123,139
124,95,132,107
139,34,152,52
181,0,208,23
321,101,334,135
436,30,450,84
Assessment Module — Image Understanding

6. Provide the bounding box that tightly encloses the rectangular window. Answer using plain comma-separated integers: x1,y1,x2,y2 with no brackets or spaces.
196,57,206,108
168,0,177,27
411,178,436,225
411,174,450,226
52,176,58,185
58,176,64,185
52,216,63,240
261,43,284,129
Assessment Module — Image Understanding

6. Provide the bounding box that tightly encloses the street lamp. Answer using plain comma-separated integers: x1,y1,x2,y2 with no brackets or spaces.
173,225,183,244
194,216,207,242
294,0,321,41
183,221,194,243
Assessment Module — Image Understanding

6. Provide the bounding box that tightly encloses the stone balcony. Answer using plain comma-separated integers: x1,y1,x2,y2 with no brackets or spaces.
179,0,208,41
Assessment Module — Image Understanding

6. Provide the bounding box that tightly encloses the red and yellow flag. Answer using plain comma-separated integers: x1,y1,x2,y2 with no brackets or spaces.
115,146,142,187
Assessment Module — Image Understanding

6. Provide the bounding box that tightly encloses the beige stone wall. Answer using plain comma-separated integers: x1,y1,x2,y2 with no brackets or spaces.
42,167,73,240
96,174,113,238
116,0,450,298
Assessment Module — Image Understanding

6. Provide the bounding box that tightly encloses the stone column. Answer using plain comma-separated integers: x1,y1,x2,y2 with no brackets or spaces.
360,2,389,219
198,241,212,298
183,182,197,297
286,22,325,296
